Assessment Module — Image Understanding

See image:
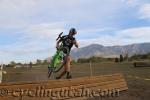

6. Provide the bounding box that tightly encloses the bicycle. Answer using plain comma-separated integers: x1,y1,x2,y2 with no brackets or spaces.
48,32,69,78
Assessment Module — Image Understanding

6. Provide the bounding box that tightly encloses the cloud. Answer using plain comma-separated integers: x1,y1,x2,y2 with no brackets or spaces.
0,21,68,63
0,0,129,30
78,36,123,47
78,26,150,47
125,0,141,6
122,0,150,20
24,22,67,39
78,27,113,34
139,3,150,20
0,39,55,64
117,26,150,38
0,0,150,63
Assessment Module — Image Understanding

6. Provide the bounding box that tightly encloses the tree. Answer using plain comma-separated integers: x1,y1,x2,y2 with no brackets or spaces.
36,59,42,65
43,60,48,65
124,53,129,62
29,62,32,68
120,55,124,62
10,61,16,67
115,57,119,63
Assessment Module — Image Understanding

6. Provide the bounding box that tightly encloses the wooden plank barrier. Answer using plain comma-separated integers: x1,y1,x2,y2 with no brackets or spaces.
0,73,128,100
134,62,150,67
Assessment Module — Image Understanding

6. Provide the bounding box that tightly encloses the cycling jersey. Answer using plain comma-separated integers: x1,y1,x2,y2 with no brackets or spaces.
60,35,76,54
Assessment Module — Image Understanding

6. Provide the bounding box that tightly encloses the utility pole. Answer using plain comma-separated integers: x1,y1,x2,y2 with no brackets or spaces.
89,61,93,77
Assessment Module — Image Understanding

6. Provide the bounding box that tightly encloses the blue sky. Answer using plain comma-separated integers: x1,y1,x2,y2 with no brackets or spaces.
0,0,150,64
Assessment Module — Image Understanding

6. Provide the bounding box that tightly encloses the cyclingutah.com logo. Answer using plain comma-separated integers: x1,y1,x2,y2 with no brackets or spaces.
0,85,120,100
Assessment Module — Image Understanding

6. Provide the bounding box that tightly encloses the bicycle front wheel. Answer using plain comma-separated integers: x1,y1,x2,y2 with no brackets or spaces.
53,61,65,73
51,50,65,73
50,56,64,73
48,66,53,78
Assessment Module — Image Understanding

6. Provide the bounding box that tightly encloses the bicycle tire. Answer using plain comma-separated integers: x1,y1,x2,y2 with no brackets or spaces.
53,61,65,73
48,65,53,78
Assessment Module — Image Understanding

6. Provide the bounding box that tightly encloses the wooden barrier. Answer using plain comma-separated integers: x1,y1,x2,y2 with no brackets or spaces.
0,73,128,100
134,62,150,67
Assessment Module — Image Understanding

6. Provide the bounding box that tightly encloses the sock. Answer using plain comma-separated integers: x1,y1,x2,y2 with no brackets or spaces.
67,71,70,77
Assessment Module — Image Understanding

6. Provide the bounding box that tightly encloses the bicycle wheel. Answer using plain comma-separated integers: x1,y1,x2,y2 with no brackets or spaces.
53,61,65,73
50,54,64,73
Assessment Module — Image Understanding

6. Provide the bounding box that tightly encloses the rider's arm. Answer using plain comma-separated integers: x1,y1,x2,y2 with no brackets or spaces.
56,39,61,48
73,40,79,48
56,35,65,48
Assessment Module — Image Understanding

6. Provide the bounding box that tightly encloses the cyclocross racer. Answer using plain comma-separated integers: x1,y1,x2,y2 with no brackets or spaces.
56,28,78,79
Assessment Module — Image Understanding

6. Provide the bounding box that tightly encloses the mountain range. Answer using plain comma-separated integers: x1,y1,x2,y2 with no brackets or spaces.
70,42,150,59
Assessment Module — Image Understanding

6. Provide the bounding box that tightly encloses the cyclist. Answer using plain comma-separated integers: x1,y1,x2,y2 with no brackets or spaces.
56,28,78,79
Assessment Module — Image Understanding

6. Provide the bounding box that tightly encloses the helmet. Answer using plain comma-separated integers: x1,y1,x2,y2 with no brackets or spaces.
69,28,77,35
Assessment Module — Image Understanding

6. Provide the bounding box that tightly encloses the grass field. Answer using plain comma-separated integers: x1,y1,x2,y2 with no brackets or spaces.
2,62,150,100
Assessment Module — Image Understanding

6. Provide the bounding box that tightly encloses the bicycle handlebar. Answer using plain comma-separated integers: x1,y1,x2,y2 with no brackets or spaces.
56,32,63,41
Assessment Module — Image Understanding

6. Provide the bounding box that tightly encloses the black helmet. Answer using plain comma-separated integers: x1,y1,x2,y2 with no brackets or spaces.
69,28,77,34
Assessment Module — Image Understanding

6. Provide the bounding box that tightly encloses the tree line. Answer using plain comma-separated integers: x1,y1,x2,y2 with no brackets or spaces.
78,53,150,63
4,52,150,67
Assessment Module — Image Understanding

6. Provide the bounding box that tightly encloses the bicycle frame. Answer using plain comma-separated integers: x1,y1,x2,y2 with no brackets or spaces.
50,45,64,68
49,32,65,69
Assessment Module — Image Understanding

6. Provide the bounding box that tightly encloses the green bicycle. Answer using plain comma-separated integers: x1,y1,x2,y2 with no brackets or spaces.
48,32,69,78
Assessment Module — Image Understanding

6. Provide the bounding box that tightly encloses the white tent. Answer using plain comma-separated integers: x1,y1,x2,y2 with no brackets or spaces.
0,64,6,83
0,64,3,83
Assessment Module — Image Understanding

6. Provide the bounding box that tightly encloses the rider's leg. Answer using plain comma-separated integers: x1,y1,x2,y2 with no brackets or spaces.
65,55,72,79
56,55,72,79
56,56,68,79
